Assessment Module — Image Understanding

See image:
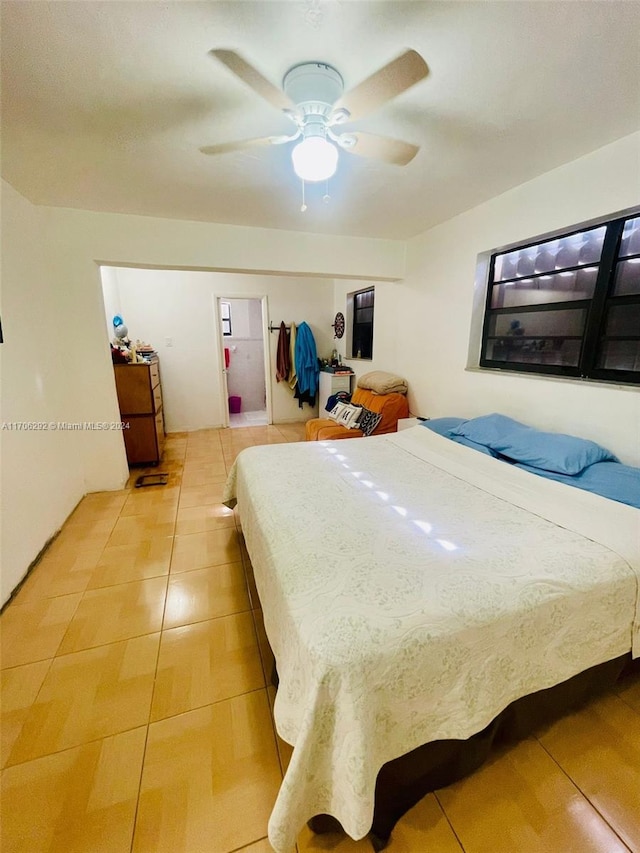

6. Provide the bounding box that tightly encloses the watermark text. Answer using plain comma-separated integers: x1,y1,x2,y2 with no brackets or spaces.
2,421,130,431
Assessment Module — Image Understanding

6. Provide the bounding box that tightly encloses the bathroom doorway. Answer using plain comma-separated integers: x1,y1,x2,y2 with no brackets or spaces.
216,296,270,428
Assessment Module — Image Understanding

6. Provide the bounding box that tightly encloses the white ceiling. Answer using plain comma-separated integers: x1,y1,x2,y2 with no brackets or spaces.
1,1,639,240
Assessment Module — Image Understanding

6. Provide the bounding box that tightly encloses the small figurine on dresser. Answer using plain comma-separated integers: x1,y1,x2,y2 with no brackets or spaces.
111,315,132,363
112,315,130,347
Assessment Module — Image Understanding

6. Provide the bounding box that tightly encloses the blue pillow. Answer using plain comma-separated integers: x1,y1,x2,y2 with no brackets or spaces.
452,436,500,457
449,413,618,475
515,461,640,509
421,417,498,457
420,417,466,436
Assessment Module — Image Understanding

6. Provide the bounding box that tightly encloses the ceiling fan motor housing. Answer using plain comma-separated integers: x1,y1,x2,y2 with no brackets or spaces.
283,62,344,133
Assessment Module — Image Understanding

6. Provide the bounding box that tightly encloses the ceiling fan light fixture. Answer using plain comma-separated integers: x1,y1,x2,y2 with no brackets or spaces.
291,136,339,182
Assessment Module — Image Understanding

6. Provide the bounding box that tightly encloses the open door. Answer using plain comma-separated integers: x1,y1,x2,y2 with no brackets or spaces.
214,295,272,428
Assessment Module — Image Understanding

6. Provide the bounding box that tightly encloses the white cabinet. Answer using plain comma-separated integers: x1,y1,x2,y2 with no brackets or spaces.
318,371,353,415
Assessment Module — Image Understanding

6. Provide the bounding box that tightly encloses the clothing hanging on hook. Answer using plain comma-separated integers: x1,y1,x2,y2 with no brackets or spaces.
288,322,298,390
293,321,319,408
276,321,290,382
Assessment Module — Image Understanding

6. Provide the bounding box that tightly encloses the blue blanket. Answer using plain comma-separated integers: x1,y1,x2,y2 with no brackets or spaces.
294,322,319,399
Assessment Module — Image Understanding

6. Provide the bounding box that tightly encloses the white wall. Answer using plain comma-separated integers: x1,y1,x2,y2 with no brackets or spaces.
106,268,334,431
100,265,122,342
396,132,640,464
226,337,266,413
226,298,262,339
332,280,401,385
0,183,87,604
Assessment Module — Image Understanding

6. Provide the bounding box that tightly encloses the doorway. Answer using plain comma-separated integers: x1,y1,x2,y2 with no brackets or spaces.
217,297,269,428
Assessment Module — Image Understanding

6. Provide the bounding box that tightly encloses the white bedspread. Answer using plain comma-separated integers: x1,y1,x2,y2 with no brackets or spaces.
223,426,640,853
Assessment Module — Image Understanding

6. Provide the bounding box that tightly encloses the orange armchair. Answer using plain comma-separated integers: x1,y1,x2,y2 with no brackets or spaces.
305,387,409,441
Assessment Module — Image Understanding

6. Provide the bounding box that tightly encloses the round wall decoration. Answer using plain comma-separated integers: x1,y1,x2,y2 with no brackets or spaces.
332,311,345,339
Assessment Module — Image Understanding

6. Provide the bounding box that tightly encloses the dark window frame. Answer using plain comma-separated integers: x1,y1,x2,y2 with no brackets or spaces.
479,211,640,385
351,287,374,360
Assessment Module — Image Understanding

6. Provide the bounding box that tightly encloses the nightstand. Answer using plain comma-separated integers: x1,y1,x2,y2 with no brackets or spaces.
397,417,423,431
318,370,354,414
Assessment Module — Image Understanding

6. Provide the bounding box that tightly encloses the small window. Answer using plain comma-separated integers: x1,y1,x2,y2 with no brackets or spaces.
480,211,640,385
220,301,232,337
351,288,374,359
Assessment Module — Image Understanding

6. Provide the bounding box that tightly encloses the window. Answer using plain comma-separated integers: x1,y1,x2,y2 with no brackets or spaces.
351,288,374,359
220,301,232,337
480,211,640,385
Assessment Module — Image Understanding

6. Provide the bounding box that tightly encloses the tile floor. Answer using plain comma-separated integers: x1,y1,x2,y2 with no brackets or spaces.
229,411,269,428
1,425,640,853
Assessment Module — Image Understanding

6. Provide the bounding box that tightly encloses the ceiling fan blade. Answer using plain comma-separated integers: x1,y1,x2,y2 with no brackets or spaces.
334,50,429,121
347,132,420,166
200,137,273,156
211,49,294,112
200,131,301,156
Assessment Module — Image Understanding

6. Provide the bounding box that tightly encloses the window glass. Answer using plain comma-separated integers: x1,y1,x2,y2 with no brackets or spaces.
351,288,374,359
596,340,640,372
612,259,640,297
485,337,583,368
490,268,597,309
603,303,640,337
493,226,606,282
485,308,586,368
221,301,232,336
619,217,640,258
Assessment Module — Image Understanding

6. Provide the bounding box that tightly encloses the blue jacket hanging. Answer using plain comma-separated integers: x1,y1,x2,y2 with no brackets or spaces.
294,321,319,400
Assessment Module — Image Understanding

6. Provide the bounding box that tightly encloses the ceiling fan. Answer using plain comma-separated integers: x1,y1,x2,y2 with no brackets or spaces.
201,49,429,188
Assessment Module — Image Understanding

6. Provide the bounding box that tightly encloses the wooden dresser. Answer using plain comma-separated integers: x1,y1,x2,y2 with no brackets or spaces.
113,359,164,465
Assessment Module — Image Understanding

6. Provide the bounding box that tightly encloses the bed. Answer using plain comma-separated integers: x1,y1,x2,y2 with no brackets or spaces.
223,417,640,853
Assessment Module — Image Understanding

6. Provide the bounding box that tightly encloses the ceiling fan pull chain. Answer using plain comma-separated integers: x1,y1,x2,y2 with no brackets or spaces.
300,180,307,213
323,179,331,204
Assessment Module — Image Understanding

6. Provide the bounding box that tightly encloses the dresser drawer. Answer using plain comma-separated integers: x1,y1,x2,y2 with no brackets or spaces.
122,416,159,465
149,360,160,387
155,409,164,443
152,382,163,414
332,375,352,392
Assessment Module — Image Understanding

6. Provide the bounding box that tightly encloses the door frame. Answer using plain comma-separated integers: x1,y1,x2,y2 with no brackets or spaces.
213,294,272,428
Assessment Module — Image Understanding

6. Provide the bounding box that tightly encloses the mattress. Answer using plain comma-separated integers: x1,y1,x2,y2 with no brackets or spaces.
223,426,640,852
